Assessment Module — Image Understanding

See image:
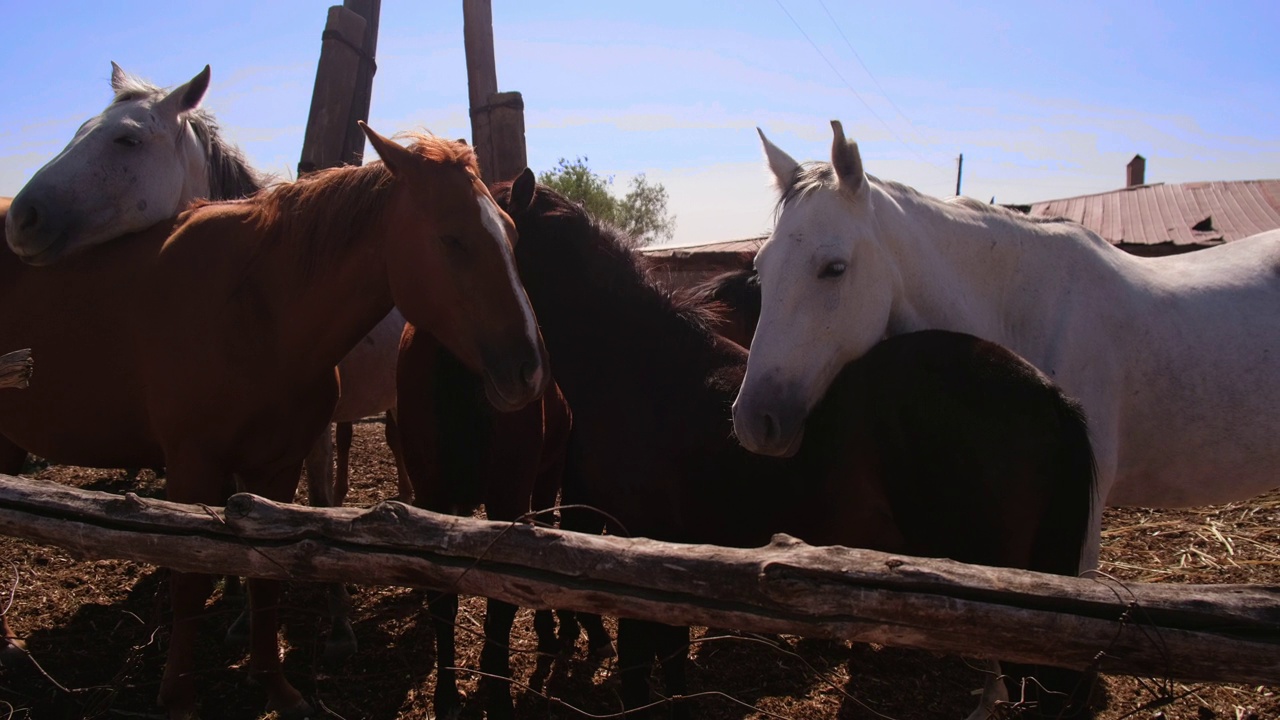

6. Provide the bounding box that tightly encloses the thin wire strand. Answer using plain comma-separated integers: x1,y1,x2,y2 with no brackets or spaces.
773,0,952,178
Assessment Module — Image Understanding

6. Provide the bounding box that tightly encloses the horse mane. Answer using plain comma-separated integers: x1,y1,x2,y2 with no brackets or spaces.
195,133,476,275
511,185,724,334
110,73,264,200
775,160,1072,228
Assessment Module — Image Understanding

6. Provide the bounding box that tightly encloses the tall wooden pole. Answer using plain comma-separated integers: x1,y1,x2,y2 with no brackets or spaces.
955,153,964,196
463,0,527,184
341,0,381,166
298,2,381,176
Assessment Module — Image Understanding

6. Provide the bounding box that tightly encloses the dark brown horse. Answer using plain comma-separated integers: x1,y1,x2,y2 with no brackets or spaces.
0,126,548,719
396,324,608,720
494,170,1096,720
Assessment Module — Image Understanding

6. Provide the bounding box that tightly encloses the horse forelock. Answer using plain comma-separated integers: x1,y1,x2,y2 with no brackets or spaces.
398,132,483,181
774,161,836,218
110,72,165,105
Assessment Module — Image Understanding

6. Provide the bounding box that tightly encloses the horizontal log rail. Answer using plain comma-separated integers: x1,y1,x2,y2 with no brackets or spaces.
0,473,1277,686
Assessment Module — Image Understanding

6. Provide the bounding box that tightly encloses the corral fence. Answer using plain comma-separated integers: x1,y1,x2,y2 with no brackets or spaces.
0,473,1277,687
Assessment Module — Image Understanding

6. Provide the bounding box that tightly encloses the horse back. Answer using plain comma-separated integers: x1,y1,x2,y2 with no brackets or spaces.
0,221,170,467
801,330,1095,574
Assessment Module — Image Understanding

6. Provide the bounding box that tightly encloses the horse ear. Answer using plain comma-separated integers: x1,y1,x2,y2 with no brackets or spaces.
758,127,800,194
155,65,211,119
110,61,129,92
360,122,415,175
510,167,536,216
830,120,865,196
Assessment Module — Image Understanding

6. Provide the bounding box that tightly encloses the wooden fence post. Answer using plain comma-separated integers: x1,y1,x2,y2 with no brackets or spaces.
340,0,381,167
463,0,528,184
298,4,379,175
0,349,31,391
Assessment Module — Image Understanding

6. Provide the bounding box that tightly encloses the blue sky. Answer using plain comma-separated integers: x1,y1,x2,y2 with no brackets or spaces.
2,1,1276,246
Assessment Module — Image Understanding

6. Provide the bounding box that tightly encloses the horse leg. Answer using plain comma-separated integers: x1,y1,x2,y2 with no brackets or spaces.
334,421,354,506
963,659,1009,720
0,436,29,665
296,426,357,662
996,662,1094,719
617,618,659,716
303,425,335,508
655,623,692,720
157,457,233,719
427,591,464,720
239,461,314,719
477,408,545,720
478,598,520,720
384,410,413,502
0,434,27,475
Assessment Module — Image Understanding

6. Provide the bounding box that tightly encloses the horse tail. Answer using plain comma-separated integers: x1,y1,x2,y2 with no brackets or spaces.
1031,393,1098,576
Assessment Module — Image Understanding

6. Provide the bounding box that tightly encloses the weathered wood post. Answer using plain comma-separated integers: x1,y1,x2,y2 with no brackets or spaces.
298,1,381,175
340,0,380,166
463,0,528,184
0,349,32,391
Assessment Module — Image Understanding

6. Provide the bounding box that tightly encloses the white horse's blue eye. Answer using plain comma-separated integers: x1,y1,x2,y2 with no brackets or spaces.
819,261,847,279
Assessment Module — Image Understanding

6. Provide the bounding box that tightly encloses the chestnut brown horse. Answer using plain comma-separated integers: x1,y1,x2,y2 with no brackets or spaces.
396,324,598,720
494,171,1096,720
0,126,547,719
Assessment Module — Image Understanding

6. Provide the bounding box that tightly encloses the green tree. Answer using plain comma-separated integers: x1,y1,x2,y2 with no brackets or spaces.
538,157,676,246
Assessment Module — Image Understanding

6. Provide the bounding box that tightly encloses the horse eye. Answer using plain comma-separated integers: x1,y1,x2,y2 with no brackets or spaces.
819,261,847,279
440,234,465,249
114,136,142,148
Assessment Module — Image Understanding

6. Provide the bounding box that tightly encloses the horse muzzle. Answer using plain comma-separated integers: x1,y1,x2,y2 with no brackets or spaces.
481,341,551,412
5,191,70,266
732,377,809,458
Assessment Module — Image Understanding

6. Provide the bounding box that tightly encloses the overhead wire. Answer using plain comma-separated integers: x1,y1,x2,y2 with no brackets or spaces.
773,0,954,180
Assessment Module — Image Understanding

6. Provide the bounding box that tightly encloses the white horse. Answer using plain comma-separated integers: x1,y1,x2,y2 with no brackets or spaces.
7,63,245,263
733,120,1280,574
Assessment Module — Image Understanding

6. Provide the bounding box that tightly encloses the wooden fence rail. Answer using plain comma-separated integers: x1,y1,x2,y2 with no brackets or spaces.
0,349,32,390
0,473,1277,686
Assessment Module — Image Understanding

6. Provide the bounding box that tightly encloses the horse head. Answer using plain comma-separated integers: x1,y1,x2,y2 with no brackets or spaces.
6,63,216,265
360,124,549,412
733,120,898,457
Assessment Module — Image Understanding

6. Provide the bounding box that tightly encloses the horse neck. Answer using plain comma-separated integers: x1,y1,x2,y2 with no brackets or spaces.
241,209,395,374
527,237,736,405
878,186,1122,357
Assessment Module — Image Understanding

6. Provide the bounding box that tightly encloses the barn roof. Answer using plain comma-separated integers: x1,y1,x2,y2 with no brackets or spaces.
1026,179,1280,248
643,237,765,261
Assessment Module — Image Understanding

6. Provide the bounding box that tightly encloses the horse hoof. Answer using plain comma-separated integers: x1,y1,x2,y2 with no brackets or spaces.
589,640,617,660
0,637,29,668
430,707,462,720
430,691,465,720
274,698,319,720
322,633,358,664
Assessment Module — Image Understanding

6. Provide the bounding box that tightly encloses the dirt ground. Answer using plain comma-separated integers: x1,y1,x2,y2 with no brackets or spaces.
0,419,1276,720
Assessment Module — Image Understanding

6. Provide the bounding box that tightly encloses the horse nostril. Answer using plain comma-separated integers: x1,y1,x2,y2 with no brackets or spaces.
762,412,779,443
16,203,40,232
521,360,540,387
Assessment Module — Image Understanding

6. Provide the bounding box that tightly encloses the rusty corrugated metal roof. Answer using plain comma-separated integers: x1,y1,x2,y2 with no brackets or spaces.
1028,179,1280,247
642,236,765,259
